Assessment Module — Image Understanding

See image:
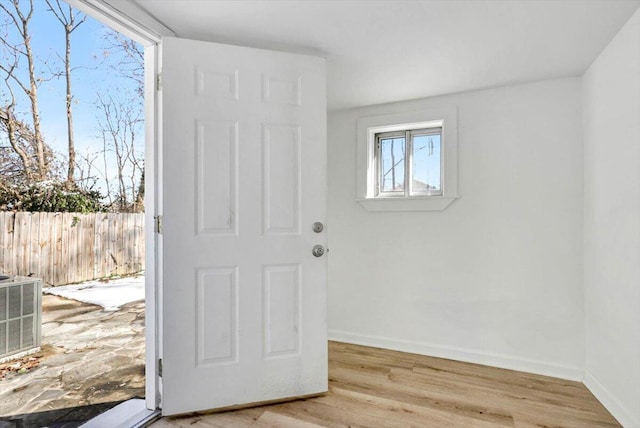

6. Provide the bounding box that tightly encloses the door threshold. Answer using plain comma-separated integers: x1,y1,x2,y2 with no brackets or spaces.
80,399,161,428
169,390,329,418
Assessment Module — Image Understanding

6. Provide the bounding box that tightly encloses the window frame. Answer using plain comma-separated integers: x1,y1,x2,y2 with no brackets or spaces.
375,126,443,198
356,107,459,212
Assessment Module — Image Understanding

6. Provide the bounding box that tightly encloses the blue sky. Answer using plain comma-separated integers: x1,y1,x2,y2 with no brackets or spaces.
2,0,143,189
30,1,140,153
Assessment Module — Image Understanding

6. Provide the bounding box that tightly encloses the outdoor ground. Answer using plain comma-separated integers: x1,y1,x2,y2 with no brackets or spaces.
0,292,145,418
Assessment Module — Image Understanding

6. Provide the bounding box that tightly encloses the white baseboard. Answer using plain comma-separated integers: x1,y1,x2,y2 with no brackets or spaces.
584,371,639,428
328,329,584,381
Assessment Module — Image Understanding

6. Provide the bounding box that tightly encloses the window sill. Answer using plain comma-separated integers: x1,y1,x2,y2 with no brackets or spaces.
356,196,459,212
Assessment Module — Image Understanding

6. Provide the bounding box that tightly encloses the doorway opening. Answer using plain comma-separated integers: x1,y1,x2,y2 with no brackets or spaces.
0,1,154,425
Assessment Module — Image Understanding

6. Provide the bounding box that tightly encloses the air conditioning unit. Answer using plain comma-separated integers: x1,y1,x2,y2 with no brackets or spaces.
0,275,42,362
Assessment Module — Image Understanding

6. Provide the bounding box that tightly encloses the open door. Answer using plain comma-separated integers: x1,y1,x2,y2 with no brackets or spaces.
158,37,327,415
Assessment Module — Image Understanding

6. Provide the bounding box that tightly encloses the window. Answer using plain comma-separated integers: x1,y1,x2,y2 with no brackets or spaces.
356,107,458,212
375,126,442,197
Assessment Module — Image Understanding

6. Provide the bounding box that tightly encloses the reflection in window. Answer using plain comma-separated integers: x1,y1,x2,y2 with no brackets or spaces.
375,127,442,197
380,137,405,192
412,134,441,194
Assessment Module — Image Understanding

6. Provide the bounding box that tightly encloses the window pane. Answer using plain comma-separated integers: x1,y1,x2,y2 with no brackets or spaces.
380,137,405,192
412,134,441,193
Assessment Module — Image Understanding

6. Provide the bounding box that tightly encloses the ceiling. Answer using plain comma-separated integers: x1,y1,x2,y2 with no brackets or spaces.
130,0,639,110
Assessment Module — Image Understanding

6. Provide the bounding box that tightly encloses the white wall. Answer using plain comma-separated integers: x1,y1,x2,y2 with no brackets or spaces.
327,78,585,380
583,9,640,428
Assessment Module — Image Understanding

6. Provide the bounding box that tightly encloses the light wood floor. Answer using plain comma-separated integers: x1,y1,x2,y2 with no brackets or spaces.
151,341,620,427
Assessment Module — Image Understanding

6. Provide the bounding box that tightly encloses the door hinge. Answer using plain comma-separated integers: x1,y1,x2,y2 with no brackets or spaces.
158,358,163,377
155,215,163,234
156,72,162,91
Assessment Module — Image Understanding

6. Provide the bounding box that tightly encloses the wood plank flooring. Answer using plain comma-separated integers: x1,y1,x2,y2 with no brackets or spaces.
151,341,621,427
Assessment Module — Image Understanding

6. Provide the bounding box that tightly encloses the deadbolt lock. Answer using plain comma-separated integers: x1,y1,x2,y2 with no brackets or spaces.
312,222,324,233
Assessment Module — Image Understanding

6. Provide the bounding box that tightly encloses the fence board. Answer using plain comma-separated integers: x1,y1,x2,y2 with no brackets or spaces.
55,212,66,285
107,213,116,275
14,212,29,276
0,212,145,286
29,212,41,279
0,213,6,274
94,214,107,279
84,215,95,281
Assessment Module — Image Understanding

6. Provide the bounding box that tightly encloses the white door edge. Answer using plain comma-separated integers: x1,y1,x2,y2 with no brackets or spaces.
143,43,162,411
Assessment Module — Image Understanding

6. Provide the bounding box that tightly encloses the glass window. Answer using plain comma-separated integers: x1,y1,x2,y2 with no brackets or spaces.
411,133,441,195
379,136,405,193
375,127,442,197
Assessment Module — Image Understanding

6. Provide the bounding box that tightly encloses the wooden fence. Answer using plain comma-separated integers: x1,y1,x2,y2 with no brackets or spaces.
0,212,145,286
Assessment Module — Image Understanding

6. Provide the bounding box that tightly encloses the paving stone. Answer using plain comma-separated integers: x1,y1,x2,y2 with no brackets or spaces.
0,294,145,418
43,351,84,367
33,389,66,402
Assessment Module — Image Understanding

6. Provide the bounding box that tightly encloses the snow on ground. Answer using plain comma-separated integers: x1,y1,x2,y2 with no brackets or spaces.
44,274,144,311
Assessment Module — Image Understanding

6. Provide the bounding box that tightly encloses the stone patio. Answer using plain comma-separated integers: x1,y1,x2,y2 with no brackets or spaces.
0,294,145,418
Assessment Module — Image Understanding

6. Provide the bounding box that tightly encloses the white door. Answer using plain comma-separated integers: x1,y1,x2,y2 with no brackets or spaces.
159,37,327,416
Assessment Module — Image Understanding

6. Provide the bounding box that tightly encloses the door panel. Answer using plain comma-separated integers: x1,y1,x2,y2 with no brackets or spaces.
159,37,327,416
263,124,301,234
195,120,238,235
263,264,301,358
196,267,238,366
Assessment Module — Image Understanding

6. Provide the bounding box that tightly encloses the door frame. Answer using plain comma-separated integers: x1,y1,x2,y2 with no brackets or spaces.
63,0,174,411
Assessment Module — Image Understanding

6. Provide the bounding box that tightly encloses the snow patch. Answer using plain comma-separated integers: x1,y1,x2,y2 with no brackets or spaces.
44,274,145,311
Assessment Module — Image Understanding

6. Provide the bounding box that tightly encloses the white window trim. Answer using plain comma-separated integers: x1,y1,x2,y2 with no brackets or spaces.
356,107,459,212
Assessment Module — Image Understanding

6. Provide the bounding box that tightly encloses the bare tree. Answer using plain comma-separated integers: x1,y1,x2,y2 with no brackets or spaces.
0,67,56,185
95,93,144,212
0,94,33,182
98,30,145,211
45,0,86,186
75,148,101,191
0,4,145,210
0,105,59,188
0,0,49,180
102,30,144,98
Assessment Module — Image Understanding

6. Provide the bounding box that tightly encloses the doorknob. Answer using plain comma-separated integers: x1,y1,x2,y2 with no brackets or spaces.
312,245,325,257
